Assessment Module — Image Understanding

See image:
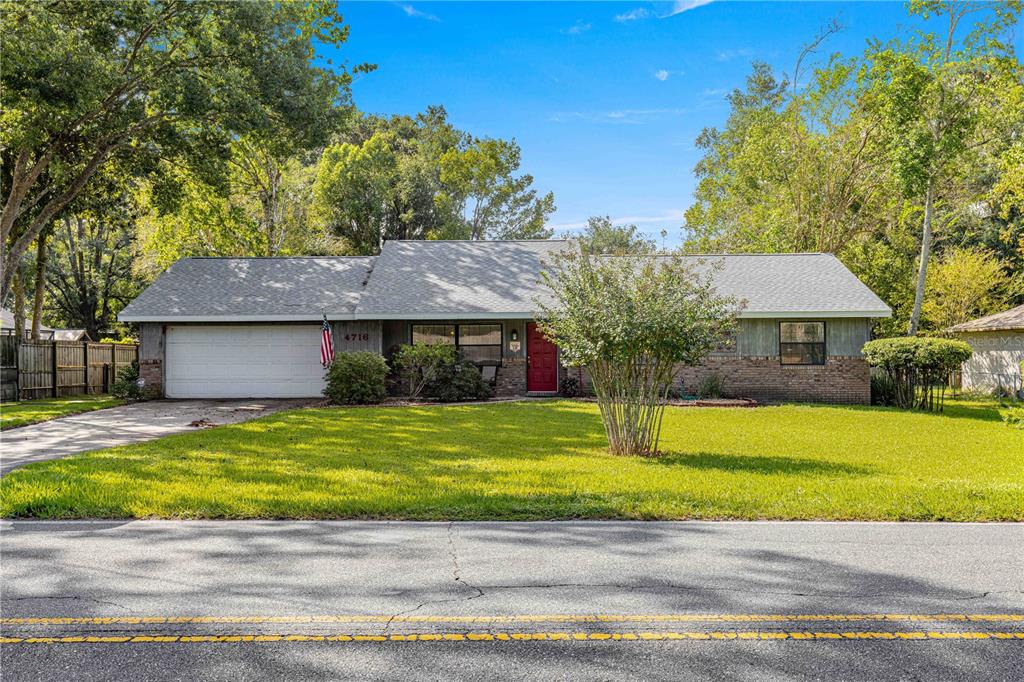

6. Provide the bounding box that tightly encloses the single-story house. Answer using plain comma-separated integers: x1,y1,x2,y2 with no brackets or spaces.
0,307,91,341
948,304,1024,394
118,240,891,403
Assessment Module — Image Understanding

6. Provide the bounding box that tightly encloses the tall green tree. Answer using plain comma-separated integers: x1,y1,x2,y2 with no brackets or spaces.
861,0,1022,334
576,216,655,255
313,107,556,253
439,138,555,240
313,132,400,255
922,247,1016,331
684,57,891,255
1,0,361,301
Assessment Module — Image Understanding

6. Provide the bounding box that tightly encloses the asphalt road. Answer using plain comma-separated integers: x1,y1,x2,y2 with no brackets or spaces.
2,521,1022,681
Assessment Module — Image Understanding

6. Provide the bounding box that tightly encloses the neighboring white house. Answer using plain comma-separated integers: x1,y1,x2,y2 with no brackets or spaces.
949,304,1024,394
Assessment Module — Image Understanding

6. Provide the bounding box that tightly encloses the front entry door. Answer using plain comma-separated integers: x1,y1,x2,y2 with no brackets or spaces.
527,323,558,392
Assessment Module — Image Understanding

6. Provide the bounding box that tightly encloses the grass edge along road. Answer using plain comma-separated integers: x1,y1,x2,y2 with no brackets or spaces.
0,395,122,431
1,398,1021,521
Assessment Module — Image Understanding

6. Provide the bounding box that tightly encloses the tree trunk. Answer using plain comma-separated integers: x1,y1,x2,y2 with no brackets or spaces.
907,177,935,336
12,267,26,339
30,232,49,340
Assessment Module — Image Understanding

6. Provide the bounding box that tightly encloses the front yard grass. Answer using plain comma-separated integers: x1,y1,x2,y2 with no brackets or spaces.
0,394,123,431
1,399,1020,520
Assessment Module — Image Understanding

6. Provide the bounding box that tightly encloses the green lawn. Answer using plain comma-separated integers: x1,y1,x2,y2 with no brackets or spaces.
1,399,1021,520
0,394,123,430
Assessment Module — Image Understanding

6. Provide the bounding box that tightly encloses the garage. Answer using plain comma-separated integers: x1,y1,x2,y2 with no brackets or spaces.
165,325,326,399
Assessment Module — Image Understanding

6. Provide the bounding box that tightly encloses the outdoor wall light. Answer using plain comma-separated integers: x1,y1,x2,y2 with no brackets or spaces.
510,329,519,342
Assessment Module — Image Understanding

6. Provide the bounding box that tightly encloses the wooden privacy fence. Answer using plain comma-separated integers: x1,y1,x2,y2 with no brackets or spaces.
0,337,138,402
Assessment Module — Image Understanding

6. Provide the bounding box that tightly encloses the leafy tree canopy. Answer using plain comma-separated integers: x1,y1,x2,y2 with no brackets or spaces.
1,0,365,300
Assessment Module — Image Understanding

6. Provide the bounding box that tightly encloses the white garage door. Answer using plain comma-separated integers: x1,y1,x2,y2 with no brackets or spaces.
165,325,326,398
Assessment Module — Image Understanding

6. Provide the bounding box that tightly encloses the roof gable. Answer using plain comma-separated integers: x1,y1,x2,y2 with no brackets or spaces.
948,304,1024,333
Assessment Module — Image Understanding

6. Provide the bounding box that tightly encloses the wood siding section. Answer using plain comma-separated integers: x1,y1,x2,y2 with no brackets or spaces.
734,318,869,357
332,320,383,354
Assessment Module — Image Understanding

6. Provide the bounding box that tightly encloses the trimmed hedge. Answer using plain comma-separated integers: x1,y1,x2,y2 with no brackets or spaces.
324,352,389,405
862,337,972,411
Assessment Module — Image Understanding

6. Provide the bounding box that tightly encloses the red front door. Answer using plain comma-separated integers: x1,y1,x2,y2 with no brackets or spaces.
527,322,558,392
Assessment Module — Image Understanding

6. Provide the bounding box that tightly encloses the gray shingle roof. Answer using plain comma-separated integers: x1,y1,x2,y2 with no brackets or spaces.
678,253,891,317
357,243,890,318
356,240,568,318
947,304,1024,333
118,257,375,321
118,242,891,322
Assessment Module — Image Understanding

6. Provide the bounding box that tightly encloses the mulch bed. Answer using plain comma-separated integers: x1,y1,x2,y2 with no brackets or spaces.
305,396,759,409
573,397,758,408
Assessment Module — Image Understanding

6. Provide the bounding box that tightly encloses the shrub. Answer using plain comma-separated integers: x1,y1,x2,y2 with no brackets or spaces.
862,337,972,411
426,360,493,402
559,376,581,398
111,361,144,401
324,352,389,405
393,342,457,398
870,370,899,406
697,373,725,399
1003,406,1024,429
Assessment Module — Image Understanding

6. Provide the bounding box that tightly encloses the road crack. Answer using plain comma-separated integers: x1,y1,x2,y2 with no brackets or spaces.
381,522,484,633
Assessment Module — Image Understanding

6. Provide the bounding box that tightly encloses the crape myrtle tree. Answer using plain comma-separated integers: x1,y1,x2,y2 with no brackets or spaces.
537,247,742,457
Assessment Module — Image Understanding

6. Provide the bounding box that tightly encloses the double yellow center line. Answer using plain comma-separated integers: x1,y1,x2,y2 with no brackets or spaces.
4,613,1021,646
4,613,1023,626
2,631,1023,645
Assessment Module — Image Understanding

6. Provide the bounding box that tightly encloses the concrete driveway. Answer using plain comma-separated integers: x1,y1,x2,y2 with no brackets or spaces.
1,399,314,475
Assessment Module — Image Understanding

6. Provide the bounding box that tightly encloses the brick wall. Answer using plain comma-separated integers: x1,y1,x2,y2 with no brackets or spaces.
495,358,527,397
575,356,870,405
674,356,871,404
139,359,163,399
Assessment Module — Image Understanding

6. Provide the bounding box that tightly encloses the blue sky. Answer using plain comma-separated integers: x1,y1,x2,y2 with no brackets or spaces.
330,1,1020,245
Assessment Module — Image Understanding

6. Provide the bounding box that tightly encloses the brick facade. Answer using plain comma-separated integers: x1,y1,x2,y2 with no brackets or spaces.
673,355,871,404
139,358,163,399
495,358,527,397
569,356,870,404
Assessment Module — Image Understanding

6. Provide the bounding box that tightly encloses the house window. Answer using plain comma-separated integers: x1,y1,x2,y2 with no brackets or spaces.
412,324,455,345
780,322,826,365
456,324,502,365
410,323,503,365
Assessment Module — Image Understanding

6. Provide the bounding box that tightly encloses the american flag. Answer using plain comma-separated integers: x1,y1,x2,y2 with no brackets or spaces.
320,314,335,367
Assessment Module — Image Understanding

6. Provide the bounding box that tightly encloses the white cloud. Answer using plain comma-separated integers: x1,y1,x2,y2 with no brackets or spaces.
397,4,440,22
663,0,714,17
654,69,670,81
614,8,651,22
715,48,755,62
550,210,687,232
561,20,592,35
550,108,688,124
